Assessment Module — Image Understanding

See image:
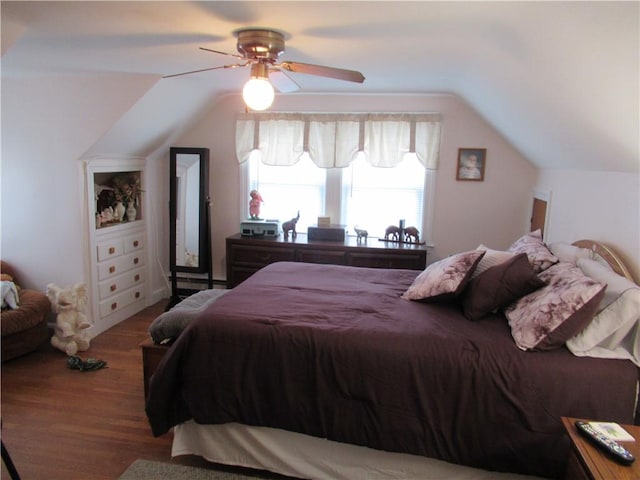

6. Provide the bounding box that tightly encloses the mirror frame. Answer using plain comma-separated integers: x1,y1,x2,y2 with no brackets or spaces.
169,147,210,274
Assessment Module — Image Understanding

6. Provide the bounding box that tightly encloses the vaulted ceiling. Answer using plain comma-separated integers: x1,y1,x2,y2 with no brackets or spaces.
2,1,638,172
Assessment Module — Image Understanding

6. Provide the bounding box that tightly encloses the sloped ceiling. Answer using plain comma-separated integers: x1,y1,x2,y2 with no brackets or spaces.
1,1,638,171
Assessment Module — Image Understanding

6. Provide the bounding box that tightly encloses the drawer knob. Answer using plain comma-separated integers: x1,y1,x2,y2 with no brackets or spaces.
111,302,117,311
133,240,139,247
134,274,140,282
109,266,116,274
108,247,115,255
135,291,140,299
133,257,139,265
110,284,116,292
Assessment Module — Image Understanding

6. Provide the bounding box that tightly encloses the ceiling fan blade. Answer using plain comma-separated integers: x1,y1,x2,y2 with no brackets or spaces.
199,47,245,60
277,61,365,83
163,62,248,79
269,69,300,93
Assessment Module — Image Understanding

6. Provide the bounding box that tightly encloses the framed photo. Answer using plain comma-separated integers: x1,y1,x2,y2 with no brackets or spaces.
456,148,486,181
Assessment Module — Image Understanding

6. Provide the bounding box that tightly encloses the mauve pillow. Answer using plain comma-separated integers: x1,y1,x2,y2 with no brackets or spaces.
508,229,558,273
461,253,546,321
402,250,485,302
505,262,606,351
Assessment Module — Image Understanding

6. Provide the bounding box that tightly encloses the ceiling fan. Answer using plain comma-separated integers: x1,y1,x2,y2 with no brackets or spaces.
163,28,366,110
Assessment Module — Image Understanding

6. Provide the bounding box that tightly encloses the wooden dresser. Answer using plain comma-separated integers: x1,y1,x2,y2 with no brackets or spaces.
226,233,428,288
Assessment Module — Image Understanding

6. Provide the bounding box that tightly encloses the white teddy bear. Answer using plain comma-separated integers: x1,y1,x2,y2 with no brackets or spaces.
46,282,92,356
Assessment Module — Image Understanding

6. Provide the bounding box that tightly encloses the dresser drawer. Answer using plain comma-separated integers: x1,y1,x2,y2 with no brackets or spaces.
296,249,347,265
348,252,426,270
227,266,261,288
99,285,146,317
123,233,145,253
98,267,145,300
226,234,428,289
229,245,295,266
97,251,145,280
97,240,123,262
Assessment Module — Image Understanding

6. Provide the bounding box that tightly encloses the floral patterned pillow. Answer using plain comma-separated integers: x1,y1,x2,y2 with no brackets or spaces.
505,262,606,351
402,250,485,302
508,229,558,273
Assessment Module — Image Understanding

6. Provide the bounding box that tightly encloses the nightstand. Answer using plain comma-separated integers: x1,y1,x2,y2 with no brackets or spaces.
562,417,639,480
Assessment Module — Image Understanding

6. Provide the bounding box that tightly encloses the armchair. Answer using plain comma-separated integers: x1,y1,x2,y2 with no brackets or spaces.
1,260,51,362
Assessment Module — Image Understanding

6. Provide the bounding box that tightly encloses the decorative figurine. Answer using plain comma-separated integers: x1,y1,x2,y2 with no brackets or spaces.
354,226,368,243
404,226,420,244
100,206,114,223
249,190,264,219
47,282,92,356
282,211,300,240
384,225,401,241
381,221,425,245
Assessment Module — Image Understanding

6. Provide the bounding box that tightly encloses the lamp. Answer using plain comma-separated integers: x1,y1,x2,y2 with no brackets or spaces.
242,63,274,111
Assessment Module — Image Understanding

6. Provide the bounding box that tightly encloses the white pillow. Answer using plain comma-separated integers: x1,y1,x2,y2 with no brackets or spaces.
471,245,515,279
548,242,593,265
567,258,640,366
566,287,640,366
577,258,637,312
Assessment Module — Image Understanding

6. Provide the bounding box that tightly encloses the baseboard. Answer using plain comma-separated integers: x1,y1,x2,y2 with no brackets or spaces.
151,287,169,306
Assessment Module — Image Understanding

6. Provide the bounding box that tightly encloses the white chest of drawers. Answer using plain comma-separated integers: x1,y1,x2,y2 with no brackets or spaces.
85,158,150,337
95,229,147,320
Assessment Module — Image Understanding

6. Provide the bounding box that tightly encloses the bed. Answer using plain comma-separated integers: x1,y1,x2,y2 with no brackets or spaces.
146,233,639,480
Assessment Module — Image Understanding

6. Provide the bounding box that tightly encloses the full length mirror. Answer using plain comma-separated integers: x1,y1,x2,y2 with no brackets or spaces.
169,147,210,273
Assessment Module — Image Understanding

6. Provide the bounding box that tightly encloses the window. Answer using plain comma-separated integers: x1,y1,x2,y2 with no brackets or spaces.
342,153,426,237
248,151,325,231
238,113,441,242
248,151,429,238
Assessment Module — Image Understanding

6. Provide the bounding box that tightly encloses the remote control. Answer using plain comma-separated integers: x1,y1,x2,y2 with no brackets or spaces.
575,421,635,465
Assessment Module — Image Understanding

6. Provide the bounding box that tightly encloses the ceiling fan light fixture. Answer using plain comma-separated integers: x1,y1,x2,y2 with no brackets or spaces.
242,62,274,111
243,77,274,111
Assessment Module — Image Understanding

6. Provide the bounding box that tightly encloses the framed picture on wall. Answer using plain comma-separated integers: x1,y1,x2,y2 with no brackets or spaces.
456,148,486,181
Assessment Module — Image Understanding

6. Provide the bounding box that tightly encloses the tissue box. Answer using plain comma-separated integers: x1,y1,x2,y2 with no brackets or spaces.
307,225,346,242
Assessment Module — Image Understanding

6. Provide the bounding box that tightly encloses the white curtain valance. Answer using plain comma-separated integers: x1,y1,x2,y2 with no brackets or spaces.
236,113,442,169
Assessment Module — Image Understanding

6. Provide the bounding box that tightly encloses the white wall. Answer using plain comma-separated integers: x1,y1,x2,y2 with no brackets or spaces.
1,74,157,292
3,75,637,328
536,169,640,281
167,93,538,279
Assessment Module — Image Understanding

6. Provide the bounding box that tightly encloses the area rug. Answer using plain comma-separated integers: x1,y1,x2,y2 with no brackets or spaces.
119,459,277,480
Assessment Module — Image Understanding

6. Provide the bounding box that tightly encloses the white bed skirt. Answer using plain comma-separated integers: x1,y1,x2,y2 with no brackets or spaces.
172,421,542,480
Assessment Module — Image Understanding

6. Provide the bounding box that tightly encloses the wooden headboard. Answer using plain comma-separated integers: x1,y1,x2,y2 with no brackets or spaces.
572,239,635,283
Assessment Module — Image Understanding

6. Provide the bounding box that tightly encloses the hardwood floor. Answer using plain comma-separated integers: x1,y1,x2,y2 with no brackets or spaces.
1,300,289,480
1,300,172,479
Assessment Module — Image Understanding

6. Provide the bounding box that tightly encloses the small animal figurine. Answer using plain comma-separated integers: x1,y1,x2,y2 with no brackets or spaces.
404,226,420,244
249,190,264,219
282,211,300,240
354,226,368,243
384,225,400,241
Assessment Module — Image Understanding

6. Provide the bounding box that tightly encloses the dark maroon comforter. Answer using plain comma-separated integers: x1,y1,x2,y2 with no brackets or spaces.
146,262,638,479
